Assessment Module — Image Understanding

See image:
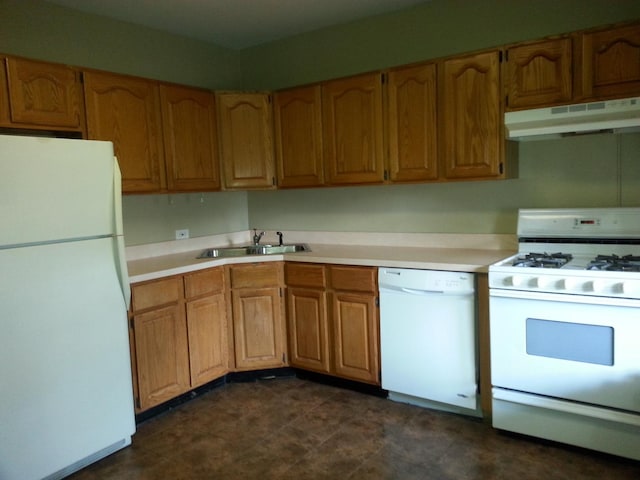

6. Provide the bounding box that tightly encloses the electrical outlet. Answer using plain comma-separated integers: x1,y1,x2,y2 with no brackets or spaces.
175,229,189,240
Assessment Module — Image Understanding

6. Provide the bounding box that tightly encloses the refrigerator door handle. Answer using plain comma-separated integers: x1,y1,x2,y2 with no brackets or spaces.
113,157,131,309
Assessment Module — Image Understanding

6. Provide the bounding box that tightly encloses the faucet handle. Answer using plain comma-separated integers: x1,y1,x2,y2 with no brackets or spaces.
276,231,283,246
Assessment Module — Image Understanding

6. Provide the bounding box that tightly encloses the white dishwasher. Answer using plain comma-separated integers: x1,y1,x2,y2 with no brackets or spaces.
378,267,479,415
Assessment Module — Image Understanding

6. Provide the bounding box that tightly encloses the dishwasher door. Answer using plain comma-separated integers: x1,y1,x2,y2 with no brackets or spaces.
379,268,477,410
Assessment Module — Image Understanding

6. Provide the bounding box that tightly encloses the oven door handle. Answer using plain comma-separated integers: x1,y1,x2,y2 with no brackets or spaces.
493,388,640,427
489,288,640,307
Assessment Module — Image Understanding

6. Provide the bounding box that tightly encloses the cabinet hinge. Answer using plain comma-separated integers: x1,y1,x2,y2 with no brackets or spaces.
499,162,504,175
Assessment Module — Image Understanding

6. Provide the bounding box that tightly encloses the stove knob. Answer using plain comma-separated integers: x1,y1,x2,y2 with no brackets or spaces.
563,277,580,291
622,281,640,298
535,277,555,289
592,279,607,294
511,275,525,287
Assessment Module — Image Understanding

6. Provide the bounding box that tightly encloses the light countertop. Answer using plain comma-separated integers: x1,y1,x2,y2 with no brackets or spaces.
127,241,515,284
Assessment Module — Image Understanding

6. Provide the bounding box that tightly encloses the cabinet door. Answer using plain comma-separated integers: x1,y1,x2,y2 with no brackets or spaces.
3,57,83,129
506,38,572,109
232,287,285,369
186,293,228,386
441,51,503,179
387,63,438,182
274,85,324,188
331,291,379,385
133,304,190,410
287,287,330,373
160,84,221,192
217,92,275,189
582,24,640,100
322,73,385,185
83,71,165,193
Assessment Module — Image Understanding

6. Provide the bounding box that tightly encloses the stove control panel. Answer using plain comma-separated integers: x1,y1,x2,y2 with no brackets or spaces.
489,271,640,300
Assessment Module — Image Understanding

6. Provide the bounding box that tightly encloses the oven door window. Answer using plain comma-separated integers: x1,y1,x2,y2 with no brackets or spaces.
526,318,613,366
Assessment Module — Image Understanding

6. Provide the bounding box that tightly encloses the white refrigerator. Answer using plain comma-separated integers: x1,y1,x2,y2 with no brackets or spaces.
0,134,135,479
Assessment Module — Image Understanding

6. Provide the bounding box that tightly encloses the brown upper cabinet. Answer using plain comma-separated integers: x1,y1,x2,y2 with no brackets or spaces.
160,84,221,192
0,56,84,132
581,23,640,101
504,23,640,109
322,72,385,185
274,85,324,188
505,38,573,110
216,92,276,190
441,50,505,180
386,63,439,182
83,71,166,193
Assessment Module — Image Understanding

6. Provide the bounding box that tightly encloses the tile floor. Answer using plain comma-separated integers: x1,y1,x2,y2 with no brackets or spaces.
70,377,640,479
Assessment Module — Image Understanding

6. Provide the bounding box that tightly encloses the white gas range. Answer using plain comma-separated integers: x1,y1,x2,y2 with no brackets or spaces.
488,208,640,461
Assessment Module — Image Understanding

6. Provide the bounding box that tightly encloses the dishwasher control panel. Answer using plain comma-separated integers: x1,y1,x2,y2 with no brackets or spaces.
379,268,475,294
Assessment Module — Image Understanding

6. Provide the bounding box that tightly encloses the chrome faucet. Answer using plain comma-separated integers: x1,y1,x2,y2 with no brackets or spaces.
276,231,284,246
252,229,266,245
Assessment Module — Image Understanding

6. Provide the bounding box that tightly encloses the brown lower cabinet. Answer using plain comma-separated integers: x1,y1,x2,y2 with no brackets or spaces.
130,267,228,412
286,263,380,385
227,262,287,370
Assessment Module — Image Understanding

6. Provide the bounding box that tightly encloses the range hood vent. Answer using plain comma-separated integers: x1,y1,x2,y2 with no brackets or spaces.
505,97,640,140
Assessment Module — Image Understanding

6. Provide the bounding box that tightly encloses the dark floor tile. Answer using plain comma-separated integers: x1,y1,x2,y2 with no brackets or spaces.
67,377,640,480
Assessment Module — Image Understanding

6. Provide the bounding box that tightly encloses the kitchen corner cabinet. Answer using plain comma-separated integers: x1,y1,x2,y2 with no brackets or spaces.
285,263,330,373
505,38,573,110
0,56,84,132
581,23,640,101
274,85,324,188
322,73,385,185
228,262,286,370
216,92,276,189
329,265,380,385
83,71,166,193
386,63,439,182
130,267,228,412
441,50,504,180
160,84,221,192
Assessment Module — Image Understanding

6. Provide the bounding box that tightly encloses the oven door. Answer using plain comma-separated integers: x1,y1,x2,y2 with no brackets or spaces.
490,289,640,413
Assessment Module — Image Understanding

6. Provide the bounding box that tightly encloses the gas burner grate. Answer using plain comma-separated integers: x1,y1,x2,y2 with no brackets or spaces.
587,254,640,272
512,252,573,268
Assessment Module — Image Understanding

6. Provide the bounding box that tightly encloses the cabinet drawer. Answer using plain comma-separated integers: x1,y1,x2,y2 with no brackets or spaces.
329,266,377,293
132,277,182,312
285,263,326,288
229,262,282,289
184,267,224,299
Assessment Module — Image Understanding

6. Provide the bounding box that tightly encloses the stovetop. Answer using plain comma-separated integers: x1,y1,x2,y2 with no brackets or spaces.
509,252,640,272
489,208,640,299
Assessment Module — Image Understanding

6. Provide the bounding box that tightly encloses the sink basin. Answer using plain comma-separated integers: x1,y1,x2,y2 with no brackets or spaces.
197,243,310,259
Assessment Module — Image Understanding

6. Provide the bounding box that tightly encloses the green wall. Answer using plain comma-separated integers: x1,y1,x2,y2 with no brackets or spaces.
1,0,639,245
0,0,240,88
247,134,640,234
239,0,640,89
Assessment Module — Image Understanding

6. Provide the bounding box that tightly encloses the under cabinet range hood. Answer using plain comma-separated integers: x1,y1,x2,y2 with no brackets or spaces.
505,97,640,140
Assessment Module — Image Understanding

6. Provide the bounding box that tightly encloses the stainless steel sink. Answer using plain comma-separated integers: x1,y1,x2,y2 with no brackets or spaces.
197,243,310,259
